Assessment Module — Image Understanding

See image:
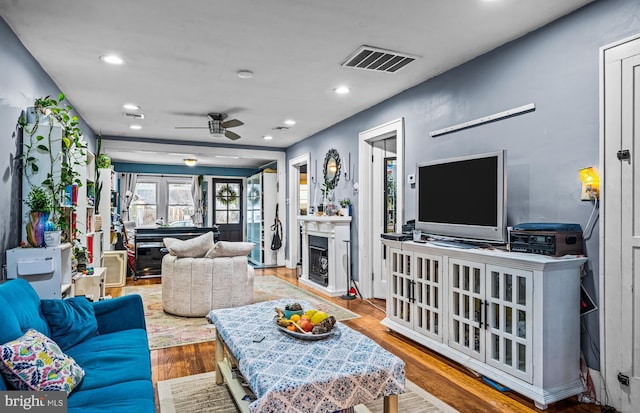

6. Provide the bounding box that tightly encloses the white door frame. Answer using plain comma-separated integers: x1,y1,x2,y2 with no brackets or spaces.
287,153,310,269
358,118,404,299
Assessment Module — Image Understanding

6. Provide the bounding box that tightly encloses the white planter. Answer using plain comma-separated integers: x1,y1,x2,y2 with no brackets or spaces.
44,230,62,247
340,207,350,217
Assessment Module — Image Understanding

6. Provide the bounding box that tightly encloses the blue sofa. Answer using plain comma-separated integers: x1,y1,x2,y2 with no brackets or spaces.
0,279,155,412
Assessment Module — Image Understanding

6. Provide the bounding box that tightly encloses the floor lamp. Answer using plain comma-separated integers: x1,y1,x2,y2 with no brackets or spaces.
341,240,361,300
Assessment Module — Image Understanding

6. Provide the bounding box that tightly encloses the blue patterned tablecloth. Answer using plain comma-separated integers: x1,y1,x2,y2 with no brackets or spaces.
207,299,405,413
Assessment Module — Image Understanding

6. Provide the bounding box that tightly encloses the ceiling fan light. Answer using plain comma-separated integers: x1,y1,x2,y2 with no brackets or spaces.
183,158,197,167
208,120,225,135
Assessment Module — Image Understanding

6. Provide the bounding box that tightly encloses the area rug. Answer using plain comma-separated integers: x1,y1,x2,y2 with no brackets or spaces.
123,275,360,350
158,371,459,413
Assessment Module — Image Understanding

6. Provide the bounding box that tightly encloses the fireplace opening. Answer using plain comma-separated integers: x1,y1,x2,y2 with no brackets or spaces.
309,235,329,287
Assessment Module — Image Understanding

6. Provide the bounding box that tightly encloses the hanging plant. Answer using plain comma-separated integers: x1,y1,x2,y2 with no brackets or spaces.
216,184,238,206
19,93,85,236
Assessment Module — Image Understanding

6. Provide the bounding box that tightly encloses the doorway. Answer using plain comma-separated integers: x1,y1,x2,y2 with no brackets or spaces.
212,178,243,241
288,153,311,270
358,118,405,299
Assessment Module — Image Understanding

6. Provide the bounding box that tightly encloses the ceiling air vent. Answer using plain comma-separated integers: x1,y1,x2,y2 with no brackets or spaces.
341,45,419,73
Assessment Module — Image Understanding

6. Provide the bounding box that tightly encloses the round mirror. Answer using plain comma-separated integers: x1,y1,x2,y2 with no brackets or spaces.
323,148,341,188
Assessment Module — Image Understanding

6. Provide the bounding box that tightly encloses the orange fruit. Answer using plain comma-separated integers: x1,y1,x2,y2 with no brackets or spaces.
290,314,301,322
287,324,297,331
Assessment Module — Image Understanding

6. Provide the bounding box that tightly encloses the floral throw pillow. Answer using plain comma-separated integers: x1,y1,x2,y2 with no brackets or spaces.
0,329,84,393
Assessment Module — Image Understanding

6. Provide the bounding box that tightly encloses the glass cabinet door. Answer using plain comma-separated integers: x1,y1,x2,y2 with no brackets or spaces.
448,258,486,360
413,252,443,342
387,248,413,329
485,265,533,383
246,173,262,264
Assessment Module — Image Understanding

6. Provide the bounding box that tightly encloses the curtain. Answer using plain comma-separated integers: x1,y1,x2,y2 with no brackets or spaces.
191,175,203,226
119,173,137,222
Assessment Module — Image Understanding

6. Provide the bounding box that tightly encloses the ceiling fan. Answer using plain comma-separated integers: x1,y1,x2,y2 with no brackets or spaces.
175,113,244,140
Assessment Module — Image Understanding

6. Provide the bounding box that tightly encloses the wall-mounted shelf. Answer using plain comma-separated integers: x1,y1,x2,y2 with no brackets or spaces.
430,103,536,137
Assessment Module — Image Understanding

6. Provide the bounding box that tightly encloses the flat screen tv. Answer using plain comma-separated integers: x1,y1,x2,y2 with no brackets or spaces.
416,150,507,244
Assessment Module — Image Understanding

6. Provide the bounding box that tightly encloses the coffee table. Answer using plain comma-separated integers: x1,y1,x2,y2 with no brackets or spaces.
207,299,405,413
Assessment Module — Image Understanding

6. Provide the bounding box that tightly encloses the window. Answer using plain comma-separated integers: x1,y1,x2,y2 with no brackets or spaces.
168,182,195,225
215,183,240,224
130,182,157,226
130,176,195,227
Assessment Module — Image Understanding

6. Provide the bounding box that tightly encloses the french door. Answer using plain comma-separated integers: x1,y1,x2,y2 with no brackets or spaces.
212,178,243,242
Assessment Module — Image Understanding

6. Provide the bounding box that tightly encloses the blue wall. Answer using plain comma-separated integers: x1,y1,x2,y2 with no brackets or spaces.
286,0,640,369
0,17,97,269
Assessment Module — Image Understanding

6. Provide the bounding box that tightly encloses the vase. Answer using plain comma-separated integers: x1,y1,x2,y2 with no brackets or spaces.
26,211,50,247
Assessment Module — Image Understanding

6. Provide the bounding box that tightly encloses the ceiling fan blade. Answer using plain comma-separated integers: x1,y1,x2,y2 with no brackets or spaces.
174,126,208,129
225,130,242,140
221,119,243,128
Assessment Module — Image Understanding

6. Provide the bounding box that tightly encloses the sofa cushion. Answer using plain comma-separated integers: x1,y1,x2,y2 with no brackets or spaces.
0,329,84,393
41,297,99,351
0,279,50,344
66,329,151,392
205,241,255,258
163,231,214,258
68,379,155,413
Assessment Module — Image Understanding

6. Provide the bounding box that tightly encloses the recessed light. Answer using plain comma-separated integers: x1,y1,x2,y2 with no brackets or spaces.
263,135,273,140
100,54,124,65
123,103,140,110
334,86,350,95
284,119,296,126
183,158,197,167
129,125,142,130
237,70,254,79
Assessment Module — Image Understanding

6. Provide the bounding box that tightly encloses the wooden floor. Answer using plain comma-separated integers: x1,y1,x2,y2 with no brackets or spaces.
108,267,602,413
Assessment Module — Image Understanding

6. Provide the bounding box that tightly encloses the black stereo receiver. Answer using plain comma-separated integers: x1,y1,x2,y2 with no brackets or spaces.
509,223,584,257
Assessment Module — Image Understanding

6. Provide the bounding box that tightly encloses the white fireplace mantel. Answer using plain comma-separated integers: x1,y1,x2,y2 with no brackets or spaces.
297,215,352,296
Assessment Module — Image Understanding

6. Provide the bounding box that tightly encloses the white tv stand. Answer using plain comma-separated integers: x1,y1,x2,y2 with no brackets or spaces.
381,239,587,410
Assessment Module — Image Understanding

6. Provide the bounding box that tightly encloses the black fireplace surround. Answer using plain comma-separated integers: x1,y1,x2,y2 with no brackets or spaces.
308,235,329,287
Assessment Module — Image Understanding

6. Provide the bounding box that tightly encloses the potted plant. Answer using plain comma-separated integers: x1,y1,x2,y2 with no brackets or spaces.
20,93,86,242
339,197,352,216
72,240,89,272
24,186,53,247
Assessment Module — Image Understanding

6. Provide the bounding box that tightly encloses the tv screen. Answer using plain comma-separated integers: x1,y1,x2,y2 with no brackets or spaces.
416,150,506,243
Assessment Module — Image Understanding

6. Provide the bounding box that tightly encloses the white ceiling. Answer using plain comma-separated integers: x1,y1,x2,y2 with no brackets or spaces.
0,0,592,168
